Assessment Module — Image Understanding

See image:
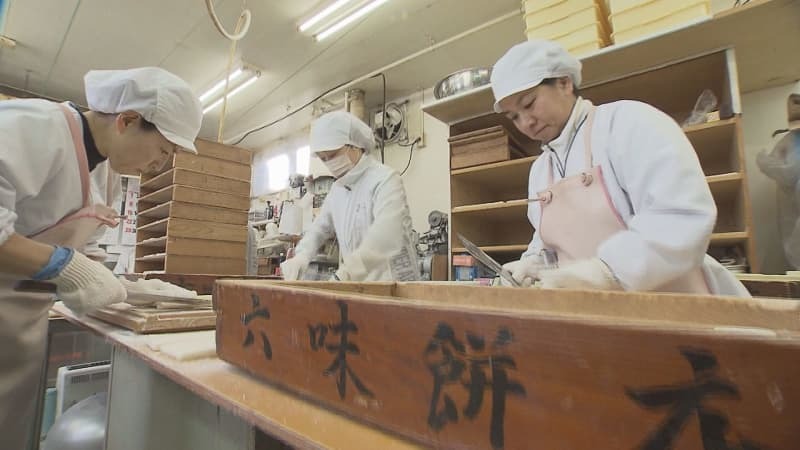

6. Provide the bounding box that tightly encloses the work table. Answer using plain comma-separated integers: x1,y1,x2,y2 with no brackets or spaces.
51,302,420,450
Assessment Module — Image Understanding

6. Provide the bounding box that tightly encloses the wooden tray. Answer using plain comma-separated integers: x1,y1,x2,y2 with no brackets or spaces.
214,281,800,450
90,303,216,334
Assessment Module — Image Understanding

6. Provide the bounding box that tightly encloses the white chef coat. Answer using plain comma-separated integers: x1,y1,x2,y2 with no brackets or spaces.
522,98,749,297
296,154,420,281
0,98,119,245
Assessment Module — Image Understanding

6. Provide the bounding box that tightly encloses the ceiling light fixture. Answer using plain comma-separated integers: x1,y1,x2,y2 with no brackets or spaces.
299,0,356,32
199,68,244,103
314,0,390,42
202,73,260,115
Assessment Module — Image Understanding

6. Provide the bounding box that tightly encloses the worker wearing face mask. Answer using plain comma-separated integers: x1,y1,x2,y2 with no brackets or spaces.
0,67,202,448
280,111,419,282
492,40,749,296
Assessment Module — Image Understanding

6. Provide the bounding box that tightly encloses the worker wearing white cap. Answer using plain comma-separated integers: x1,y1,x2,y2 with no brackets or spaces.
281,111,419,282
0,67,202,447
492,40,749,296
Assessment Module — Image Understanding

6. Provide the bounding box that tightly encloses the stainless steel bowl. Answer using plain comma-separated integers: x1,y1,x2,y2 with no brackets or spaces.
434,67,492,100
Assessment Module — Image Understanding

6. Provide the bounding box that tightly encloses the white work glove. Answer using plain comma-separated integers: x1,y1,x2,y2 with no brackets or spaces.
280,253,311,281
501,256,546,287
538,257,623,291
50,252,127,314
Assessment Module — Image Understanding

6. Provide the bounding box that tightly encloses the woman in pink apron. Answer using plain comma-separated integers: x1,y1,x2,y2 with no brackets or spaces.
0,67,203,448
490,40,750,297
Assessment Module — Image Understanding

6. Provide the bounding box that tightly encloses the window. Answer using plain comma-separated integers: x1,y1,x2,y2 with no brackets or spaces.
267,154,289,191
296,145,310,176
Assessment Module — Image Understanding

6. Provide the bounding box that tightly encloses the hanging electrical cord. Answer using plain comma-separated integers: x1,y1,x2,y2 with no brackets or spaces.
217,14,247,142
205,0,251,41
231,78,355,145
374,72,387,163
398,137,422,176
230,71,389,147
205,0,252,142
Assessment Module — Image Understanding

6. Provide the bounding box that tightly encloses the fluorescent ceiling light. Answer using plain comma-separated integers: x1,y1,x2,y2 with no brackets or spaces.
199,68,244,103
315,0,389,42
203,75,259,115
299,0,356,32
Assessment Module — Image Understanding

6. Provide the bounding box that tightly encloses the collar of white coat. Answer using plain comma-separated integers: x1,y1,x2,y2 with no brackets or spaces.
335,152,377,188
544,97,593,158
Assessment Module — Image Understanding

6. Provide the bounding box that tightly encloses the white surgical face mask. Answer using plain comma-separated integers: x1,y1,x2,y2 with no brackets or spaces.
324,153,356,178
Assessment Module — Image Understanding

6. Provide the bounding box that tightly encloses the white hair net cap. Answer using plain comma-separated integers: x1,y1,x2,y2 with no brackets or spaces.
310,110,375,153
84,67,202,153
491,39,582,113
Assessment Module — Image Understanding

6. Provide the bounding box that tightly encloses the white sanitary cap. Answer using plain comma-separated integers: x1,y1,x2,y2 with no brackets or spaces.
491,39,582,113
84,67,202,153
310,110,375,154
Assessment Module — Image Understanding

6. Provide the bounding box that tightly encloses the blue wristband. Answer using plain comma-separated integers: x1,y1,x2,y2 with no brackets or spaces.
31,246,75,281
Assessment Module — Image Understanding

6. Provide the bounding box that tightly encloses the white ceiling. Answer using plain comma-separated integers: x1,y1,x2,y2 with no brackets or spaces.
0,0,525,149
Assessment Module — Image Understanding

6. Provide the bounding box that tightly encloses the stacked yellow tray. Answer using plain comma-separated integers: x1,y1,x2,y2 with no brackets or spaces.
609,0,710,44
524,0,613,56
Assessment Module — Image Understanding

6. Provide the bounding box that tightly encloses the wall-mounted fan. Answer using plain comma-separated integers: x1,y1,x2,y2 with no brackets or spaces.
372,103,407,146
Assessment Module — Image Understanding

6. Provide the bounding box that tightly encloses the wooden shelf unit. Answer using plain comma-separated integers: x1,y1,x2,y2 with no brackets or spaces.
421,0,800,125
134,140,252,275
444,49,758,277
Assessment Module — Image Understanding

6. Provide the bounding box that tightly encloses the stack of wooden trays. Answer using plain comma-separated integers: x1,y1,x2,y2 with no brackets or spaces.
134,140,252,275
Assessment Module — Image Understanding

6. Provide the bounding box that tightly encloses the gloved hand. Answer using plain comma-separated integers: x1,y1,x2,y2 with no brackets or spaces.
501,256,546,287
49,251,127,314
538,257,623,291
280,253,311,281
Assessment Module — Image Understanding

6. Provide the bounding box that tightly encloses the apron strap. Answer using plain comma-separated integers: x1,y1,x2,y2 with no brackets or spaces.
56,104,91,208
583,107,597,169
105,166,114,205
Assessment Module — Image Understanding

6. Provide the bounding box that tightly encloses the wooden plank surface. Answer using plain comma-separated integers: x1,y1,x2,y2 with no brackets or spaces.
172,185,250,211
215,281,800,450
173,170,251,197
196,139,253,165
165,255,246,275
174,153,252,181
89,303,216,333
167,217,248,242
145,274,281,295
169,202,249,226
135,238,246,259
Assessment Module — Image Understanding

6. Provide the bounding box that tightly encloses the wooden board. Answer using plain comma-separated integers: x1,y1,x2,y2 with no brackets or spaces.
164,255,246,275
139,185,250,211
168,218,247,242
215,281,800,450
138,202,249,226
196,139,253,165
141,168,251,197
138,218,247,243
89,303,216,333
136,237,246,260
173,153,252,182
145,274,281,295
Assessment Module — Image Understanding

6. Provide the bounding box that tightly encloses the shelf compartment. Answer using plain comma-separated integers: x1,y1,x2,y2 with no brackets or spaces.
451,156,538,207
451,200,533,249
685,118,741,176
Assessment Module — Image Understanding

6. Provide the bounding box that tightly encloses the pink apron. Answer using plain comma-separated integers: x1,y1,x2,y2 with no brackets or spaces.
0,103,118,449
537,107,710,294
